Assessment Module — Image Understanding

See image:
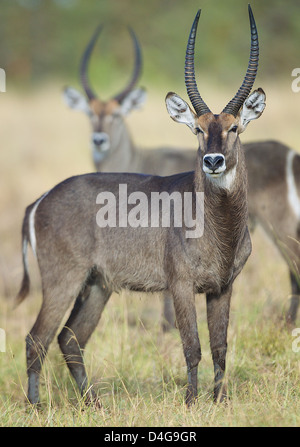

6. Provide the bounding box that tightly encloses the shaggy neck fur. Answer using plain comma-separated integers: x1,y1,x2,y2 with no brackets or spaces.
194,147,248,284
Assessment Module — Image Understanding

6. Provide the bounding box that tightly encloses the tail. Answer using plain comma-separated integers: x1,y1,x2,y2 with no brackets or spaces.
15,206,32,307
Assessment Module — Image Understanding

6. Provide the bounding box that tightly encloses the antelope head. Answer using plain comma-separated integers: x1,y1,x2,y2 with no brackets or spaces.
166,6,266,191
63,25,146,167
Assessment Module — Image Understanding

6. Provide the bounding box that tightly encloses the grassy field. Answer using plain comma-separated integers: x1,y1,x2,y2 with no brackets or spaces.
0,82,300,427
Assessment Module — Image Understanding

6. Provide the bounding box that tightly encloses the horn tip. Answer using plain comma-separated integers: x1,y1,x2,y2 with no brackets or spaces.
248,4,254,20
195,9,201,20
190,9,201,34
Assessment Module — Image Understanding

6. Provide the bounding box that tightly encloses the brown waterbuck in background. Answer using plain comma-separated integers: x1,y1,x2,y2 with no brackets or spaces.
245,141,300,326
64,21,300,330
17,6,265,406
63,25,194,176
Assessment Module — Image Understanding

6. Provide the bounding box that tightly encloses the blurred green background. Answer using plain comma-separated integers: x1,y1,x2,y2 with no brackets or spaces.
0,0,299,93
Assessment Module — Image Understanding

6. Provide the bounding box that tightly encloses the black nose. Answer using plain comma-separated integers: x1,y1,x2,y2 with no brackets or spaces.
203,154,225,171
93,136,106,146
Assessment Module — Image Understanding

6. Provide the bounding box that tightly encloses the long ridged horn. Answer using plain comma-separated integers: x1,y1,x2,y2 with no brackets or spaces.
80,24,103,101
185,10,211,116
114,27,142,103
222,4,259,116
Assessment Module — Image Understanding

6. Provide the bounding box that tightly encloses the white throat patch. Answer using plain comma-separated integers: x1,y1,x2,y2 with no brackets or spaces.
206,165,237,191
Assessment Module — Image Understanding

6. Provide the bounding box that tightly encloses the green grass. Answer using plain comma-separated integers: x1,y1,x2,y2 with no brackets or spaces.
1,270,300,427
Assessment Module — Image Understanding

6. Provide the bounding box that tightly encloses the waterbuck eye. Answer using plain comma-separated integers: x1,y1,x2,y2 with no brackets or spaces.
230,125,238,133
196,128,204,134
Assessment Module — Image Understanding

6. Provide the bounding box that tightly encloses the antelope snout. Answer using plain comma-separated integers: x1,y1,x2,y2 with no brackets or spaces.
203,154,226,175
92,132,110,149
91,132,110,164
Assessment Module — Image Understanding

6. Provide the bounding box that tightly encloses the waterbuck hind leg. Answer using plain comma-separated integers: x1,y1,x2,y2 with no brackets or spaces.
286,271,300,327
171,281,201,406
58,275,111,407
206,284,232,403
26,281,82,405
162,290,176,332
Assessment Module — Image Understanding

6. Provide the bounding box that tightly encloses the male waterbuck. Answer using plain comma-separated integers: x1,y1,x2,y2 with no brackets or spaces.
17,6,265,406
64,22,300,329
63,26,194,176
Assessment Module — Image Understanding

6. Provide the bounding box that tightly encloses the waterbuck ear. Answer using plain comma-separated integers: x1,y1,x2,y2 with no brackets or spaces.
62,86,92,116
238,88,266,133
119,87,147,116
165,92,197,134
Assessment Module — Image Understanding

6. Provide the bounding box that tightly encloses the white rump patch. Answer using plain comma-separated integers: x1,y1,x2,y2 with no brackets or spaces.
22,237,29,274
286,150,300,219
29,191,50,256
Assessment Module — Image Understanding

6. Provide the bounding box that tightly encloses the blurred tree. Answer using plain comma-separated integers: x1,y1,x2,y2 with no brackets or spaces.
0,0,298,91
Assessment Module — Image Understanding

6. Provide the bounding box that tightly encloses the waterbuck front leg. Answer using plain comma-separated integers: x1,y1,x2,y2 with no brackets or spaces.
206,284,232,403
170,280,201,406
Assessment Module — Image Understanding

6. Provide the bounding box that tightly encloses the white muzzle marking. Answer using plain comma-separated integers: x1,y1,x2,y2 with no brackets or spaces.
203,153,226,176
91,132,110,163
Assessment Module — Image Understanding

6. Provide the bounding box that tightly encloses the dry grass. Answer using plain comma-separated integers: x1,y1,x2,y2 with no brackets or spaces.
0,82,300,426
